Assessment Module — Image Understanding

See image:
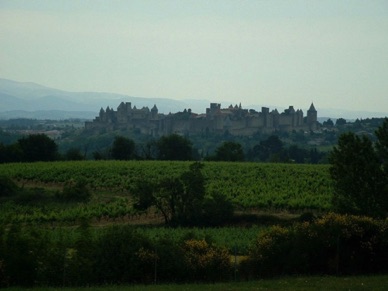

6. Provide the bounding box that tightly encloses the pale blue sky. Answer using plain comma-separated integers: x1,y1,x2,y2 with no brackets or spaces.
1,0,387,113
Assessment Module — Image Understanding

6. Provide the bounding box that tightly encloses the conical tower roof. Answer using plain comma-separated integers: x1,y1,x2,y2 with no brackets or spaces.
308,102,317,112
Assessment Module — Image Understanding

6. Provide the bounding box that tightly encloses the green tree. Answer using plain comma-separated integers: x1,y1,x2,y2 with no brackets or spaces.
253,135,284,162
202,192,234,226
177,162,206,225
17,134,58,162
133,171,191,225
140,139,158,160
286,145,306,163
322,118,334,127
65,148,85,161
132,162,233,226
213,141,244,161
335,118,347,126
111,136,135,160
133,176,183,225
329,132,387,217
157,134,193,161
375,118,388,171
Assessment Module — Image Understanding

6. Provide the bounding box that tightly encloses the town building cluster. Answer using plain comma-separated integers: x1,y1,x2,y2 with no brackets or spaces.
85,102,318,136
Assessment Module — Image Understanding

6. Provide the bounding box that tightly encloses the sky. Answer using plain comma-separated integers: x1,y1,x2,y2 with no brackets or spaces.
0,0,387,113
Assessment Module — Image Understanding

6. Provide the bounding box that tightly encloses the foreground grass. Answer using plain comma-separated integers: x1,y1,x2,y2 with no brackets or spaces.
5,275,388,291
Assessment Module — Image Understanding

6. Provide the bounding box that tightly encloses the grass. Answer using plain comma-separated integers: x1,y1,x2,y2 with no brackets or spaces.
4,275,388,291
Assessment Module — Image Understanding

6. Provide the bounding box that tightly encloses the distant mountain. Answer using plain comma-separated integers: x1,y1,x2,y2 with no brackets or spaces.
0,78,386,120
317,108,387,121
0,78,214,119
0,92,30,110
0,78,65,100
0,110,96,120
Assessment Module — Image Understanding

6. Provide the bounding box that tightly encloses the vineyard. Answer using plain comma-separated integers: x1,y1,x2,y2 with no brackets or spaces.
0,161,332,225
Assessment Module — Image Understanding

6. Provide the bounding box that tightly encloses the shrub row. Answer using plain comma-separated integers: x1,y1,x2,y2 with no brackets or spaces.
242,213,388,278
0,214,387,287
0,224,232,287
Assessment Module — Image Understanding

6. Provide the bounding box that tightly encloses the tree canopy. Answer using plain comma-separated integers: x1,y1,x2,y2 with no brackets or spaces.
132,162,233,226
157,134,193,161
18,134,58,162
329,118,388,218
375,118,388,171
111,136,135,160
213,141,244,161
252,135,284,162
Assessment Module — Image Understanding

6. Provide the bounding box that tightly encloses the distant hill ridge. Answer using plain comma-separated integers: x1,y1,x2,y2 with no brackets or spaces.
0,78,386,120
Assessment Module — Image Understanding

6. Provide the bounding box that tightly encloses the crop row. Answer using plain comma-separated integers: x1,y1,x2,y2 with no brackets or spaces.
0,161,333,211
0,197,136,224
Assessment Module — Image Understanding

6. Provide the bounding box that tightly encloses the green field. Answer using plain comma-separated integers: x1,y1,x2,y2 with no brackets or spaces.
0,160,332,210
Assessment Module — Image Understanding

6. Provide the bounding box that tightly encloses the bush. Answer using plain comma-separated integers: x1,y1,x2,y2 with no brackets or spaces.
2,224,37,287
153,236,186,283
13,188,50,204
202,192,234,226
182,239,232,282
94,226,153,284
0,260,8,288
244,213,388,278
0,176,18,197
57,179,91,202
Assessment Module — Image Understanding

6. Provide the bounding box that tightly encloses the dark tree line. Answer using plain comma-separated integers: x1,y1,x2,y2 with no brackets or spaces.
0,132,325,164
0,134,59,163
109,134,194,161
245,135,325,163
109,134,325,163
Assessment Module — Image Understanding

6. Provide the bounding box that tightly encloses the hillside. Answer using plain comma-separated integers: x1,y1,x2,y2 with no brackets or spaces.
1,78,387,120
0,78,209,119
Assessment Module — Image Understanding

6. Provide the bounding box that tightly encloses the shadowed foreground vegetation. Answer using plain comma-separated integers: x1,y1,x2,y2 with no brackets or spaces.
0,214,387,287
3,275,388,291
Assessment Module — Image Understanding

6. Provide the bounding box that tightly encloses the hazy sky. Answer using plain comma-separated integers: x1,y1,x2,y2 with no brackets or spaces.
1,0,387,113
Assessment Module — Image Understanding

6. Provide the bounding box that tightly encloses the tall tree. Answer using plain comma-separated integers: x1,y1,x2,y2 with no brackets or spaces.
65,148,85,161
213,141,244,161
0,143,22,163
111,136,135,160
132,164,198,225
18,134,58,162
253,135,284,162
375,118,388,171
157,134,193,161
329,131,387,217
140,139,158,160
132,162,233,226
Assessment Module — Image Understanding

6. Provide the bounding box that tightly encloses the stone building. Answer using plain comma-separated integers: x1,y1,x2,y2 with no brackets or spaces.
85,101,318,136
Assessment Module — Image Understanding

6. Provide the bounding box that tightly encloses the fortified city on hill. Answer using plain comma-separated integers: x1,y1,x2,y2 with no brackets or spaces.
85,102,318,137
